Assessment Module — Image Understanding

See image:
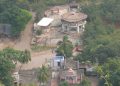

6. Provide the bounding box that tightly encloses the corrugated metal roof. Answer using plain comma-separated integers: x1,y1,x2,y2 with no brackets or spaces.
37,17,53,26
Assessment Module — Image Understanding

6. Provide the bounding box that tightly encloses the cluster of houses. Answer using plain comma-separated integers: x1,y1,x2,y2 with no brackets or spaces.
50,54,97,85
33,2,90,85
31,2,88,46
0,1,94,86
35,2,87,34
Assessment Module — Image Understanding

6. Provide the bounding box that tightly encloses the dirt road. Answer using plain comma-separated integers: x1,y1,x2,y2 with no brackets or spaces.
19,50,55,70
13,12,35,51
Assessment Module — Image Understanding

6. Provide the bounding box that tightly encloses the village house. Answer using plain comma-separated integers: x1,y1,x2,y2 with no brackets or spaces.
61,12,87,33
51,55,65,69
32,2,88,46
37,17,54,31
60,68,81,84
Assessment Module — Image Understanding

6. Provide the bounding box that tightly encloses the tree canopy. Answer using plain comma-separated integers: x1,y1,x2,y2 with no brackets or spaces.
59,81,68,86
77,1,120,85
96,58,120,86
79,78,91,86
76,17,119,63
37,65,49,85
0,48,31,86
56,36,73,58
0,0,32,37
81,0,120,23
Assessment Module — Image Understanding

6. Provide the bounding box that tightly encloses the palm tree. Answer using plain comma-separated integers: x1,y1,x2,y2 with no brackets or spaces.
18,49,31,64
37,65,49,85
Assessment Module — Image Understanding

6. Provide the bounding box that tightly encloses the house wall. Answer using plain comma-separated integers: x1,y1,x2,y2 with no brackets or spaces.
51,56,65,69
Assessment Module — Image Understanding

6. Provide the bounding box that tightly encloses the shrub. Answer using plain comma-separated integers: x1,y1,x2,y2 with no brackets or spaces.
36,29,42,36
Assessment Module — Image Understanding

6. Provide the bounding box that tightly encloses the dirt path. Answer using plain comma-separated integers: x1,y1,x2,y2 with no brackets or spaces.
13,12,35,51
16,50,55,70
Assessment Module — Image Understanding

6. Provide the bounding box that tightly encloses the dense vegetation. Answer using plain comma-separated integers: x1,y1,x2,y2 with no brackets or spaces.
79,78,91,86
96,58,120,86
0,0,32,37
0,48,31,86
77,0,120,64
81,0,120,23
76,0,120,86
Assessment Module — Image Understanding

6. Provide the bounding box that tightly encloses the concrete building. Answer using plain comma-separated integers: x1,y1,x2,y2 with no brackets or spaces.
61,12,87,33
60,68,80,84
37,17,54,32
51,56,65,69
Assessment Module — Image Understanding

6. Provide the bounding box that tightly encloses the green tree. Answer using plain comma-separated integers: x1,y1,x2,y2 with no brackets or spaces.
56,35,73,58
18,49,31,64
59,81,68,86
0,48,31,86
76,17,117,64
110,70,120,86
101,0,120,23
2,48,31,64
0,0,32,37
37,65,49,85
96,58,120,86
79,78,91,86
0,52,15,86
